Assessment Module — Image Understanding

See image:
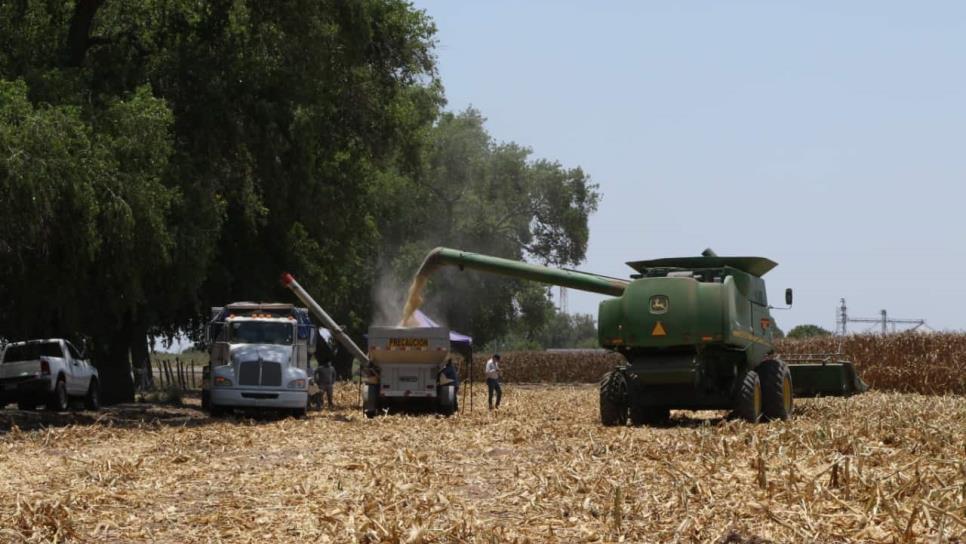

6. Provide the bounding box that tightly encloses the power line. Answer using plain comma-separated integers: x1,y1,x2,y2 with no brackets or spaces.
836,298,927,335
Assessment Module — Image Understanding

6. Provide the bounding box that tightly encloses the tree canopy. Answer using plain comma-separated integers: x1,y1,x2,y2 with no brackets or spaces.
0,1,600,401
786,324,833,340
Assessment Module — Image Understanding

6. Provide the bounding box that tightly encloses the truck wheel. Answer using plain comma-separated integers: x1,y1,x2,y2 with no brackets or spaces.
201,390,210,411
630,405,670,426
17,400,37,411
209,404,228,418
735,370,763,423
437,385,456,416
758,360,793,421
47,377,69,412
83,379,100,411
363,384,380,418
599,371,628,426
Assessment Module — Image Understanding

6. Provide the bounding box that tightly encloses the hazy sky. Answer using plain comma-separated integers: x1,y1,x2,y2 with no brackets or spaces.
413,1,965,332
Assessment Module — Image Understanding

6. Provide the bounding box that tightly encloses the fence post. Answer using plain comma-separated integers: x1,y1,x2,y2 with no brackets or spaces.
165,359,173,388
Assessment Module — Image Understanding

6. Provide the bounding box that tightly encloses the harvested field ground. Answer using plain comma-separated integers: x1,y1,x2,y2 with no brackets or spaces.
1,385,964,543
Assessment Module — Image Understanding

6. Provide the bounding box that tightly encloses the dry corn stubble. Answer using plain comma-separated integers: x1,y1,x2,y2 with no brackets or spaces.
1,384,964,543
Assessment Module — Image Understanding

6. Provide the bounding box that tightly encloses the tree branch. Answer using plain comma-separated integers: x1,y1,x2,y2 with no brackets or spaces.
64,0,106,68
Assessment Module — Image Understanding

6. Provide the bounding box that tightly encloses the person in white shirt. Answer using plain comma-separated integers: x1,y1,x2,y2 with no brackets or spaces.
484,354,502,409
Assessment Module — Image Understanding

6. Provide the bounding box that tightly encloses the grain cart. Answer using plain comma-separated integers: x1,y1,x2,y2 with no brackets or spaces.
281,273,460,418
403,247,867,426
364,326,456,417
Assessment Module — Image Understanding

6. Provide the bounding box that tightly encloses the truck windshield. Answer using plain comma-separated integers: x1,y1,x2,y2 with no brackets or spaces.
228,322,293,345
3,342,63,363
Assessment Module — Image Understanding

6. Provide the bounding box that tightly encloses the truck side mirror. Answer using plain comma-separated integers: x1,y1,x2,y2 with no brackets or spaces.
785,288,793,306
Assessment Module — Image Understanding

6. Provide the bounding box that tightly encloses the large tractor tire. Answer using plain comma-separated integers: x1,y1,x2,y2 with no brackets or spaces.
630,405,670,426
758,359,793,421
599,371,628,427
735,370,763,423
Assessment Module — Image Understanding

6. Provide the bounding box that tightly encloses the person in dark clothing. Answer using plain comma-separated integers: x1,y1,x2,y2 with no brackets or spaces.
484,353,502,409
314,361,336,409
437,359,459,411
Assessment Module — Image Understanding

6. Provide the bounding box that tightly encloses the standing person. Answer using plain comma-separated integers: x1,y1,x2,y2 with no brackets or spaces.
314,360,336,409
308,363,323,410
484,354,502,410
437,359,459,411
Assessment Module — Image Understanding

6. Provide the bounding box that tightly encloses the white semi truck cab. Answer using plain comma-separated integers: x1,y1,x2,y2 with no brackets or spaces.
202,303,316,417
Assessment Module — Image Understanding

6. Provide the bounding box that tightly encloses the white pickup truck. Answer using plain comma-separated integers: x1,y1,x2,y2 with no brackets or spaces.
0,339,100,411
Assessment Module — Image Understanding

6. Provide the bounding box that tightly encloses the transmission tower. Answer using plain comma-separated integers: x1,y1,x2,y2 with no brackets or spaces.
836,298,927,334
558,286,569,314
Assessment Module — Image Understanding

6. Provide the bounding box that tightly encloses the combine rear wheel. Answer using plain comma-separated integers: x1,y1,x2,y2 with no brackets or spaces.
758,360,793,421
735,370,762,423
599,371,628,426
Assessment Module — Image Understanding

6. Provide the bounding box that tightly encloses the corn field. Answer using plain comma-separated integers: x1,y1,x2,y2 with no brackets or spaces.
469,332,966,395
469,351,622,384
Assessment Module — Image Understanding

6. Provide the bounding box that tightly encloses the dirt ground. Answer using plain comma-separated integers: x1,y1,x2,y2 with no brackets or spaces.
1,384,964,543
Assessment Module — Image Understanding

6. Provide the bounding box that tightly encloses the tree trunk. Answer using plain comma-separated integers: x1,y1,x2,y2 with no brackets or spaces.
64,0,105,67
130,321,152,389
94,318,136,405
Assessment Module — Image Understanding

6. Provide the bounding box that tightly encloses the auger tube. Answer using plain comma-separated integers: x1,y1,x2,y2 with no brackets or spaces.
282,273,369,364
419,247,629,297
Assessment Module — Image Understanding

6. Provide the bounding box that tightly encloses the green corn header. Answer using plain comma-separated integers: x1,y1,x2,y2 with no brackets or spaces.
413,247,867,425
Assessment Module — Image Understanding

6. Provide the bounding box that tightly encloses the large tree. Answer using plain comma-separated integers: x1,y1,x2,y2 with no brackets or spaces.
379,109,600,345
0,0,442,402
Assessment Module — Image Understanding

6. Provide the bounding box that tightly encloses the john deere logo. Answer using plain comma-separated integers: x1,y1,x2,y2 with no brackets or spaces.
649,295,669,314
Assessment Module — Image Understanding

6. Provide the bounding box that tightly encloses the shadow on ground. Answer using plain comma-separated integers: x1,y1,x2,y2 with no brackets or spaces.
0,394,329,433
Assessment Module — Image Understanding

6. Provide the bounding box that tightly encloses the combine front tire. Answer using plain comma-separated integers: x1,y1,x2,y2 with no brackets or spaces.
758,360,793,421
599,371,628,427
735,370,763,423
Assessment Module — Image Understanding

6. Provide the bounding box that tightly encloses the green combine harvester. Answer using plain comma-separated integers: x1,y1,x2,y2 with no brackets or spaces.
410,247,866,425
